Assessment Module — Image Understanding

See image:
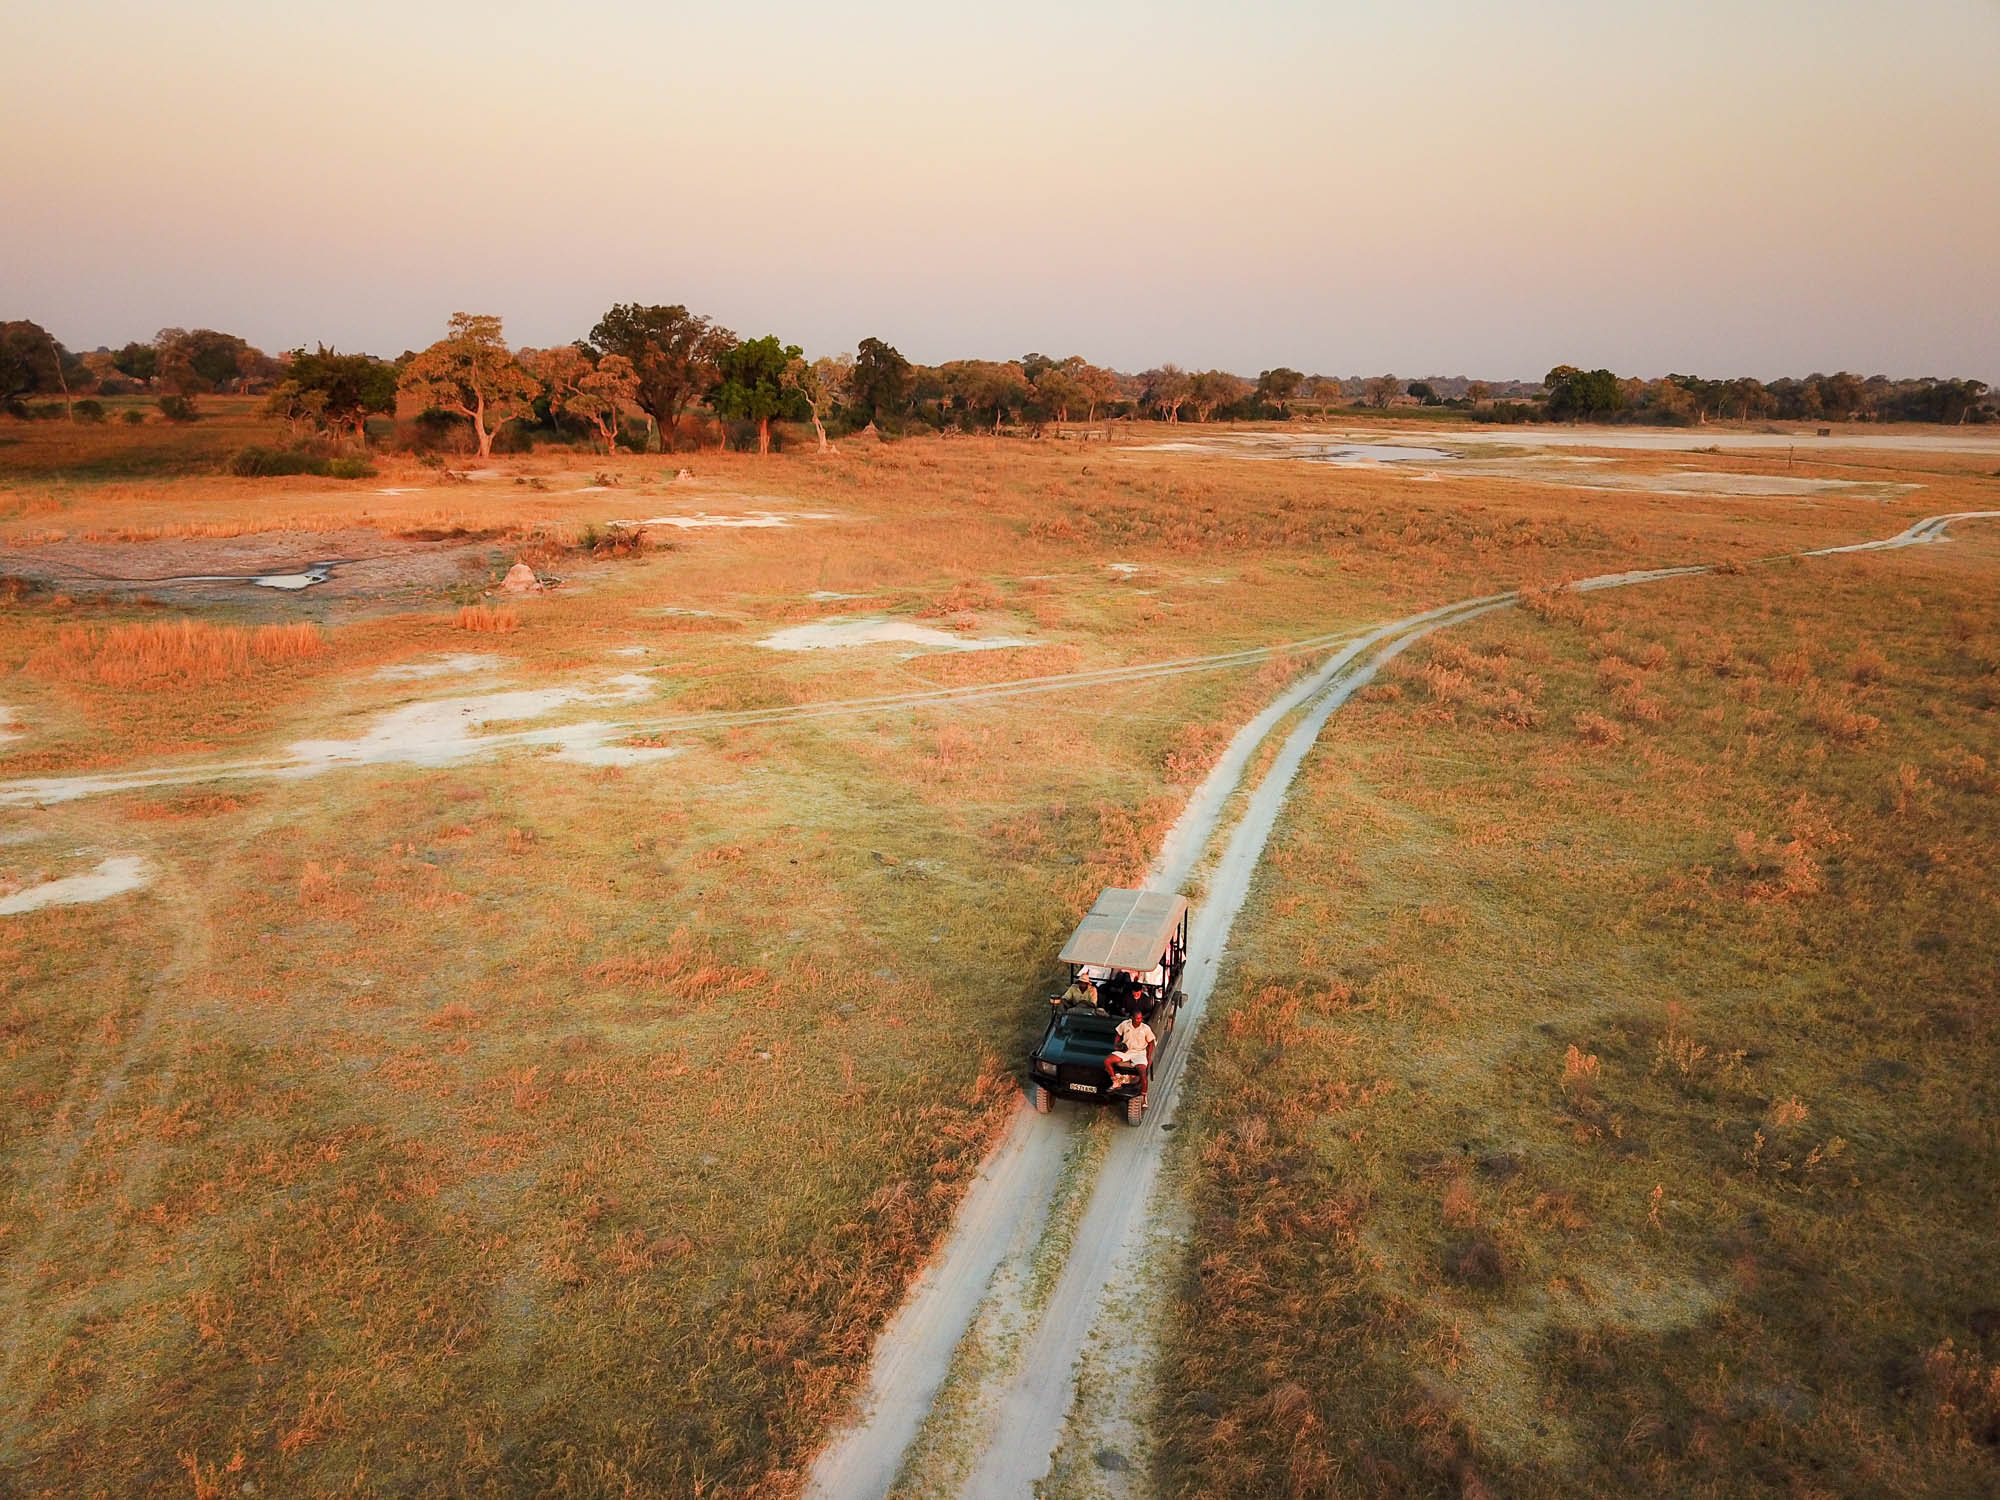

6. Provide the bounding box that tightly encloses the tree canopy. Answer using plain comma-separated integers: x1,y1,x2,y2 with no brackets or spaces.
398,313,539,458
712,335,803,454
1544,365,1627,421
0,321,69,404
588,303,734,450
276,345,398,442
850,337,913,426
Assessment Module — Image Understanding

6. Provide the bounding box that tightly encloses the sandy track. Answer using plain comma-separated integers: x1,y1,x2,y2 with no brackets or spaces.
804,513,1999,1500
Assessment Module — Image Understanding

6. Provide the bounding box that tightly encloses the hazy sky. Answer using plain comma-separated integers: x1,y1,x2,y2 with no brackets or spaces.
5,0,1996,379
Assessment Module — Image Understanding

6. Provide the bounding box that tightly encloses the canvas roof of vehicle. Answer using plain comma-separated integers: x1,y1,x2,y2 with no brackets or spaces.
1058,887,1188,972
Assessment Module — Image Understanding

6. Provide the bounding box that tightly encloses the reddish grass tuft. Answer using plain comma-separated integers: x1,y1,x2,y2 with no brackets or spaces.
33,618,329,686
457,606,520,633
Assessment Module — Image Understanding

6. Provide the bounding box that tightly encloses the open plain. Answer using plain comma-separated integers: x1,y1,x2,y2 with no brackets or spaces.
2,410,1996,1500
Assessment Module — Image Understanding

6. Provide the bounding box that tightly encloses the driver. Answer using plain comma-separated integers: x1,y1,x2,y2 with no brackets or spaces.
1058,974,1099,1011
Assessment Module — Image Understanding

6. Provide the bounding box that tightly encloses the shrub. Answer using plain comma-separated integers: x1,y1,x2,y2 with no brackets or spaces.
457,606,519,633
1573,711,1623,746
227,446,377,479
122,408,147,425
73,399,106,423
157,394,198,422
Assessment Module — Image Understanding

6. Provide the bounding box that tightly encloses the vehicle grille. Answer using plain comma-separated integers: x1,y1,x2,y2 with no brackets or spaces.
1057,1064,1105,1091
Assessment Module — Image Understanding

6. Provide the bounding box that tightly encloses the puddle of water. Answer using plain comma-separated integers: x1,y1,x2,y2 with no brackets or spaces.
253,563,335,591
1305,443,1454,465
372,653,504,681
0,854,152,915
607,645,650,657
758,617,1031,653
1106,563,1141,575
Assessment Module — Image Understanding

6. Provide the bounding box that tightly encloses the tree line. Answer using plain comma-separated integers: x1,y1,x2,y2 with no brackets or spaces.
4,314,1993,454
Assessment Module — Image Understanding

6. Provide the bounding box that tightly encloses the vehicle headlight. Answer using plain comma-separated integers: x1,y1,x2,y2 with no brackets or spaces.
1035,1060,1057,1076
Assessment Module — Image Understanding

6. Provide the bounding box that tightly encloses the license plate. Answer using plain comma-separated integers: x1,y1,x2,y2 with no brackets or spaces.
1069,1084,1099,1095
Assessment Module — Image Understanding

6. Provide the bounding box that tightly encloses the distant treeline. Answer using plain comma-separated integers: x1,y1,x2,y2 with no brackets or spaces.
3,314,1993,459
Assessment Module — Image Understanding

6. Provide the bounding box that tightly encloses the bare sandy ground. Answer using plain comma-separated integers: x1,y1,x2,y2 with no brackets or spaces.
0,854,151,916
758,618,1032,653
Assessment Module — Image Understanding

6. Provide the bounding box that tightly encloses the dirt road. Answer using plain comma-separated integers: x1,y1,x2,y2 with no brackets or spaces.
803,512,2000,1500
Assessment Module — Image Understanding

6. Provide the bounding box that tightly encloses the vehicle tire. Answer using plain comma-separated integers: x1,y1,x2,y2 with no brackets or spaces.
1125,1094,1145,1126
1029,1081,1053,1115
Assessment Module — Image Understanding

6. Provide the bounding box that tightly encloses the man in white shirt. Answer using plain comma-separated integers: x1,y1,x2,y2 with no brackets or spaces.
1105,1013,1156,1092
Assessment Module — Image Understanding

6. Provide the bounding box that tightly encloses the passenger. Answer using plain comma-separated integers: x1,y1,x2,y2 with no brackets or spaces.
1114,1010,1156,1063
1105,1011,1156,1092
1058,974,1098,1010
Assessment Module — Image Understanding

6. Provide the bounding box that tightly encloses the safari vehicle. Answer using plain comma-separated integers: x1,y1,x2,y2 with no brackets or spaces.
1027,887,1190,1125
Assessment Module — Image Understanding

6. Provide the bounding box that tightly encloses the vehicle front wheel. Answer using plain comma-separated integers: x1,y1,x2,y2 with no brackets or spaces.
1124,1094,1145,1126
1029,1081,1053,1115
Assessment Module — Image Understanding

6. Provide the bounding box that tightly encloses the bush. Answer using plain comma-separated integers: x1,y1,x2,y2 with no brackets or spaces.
122,408,147,425
73,399,106,424
228,446,377,479
157,394,198,422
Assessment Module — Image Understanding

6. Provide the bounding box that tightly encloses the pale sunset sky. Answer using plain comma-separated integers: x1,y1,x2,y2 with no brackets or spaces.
3,0,1996,379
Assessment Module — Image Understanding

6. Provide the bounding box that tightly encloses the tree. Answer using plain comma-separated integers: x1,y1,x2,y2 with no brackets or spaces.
1140,365,1192,423
1032,363,1085,432
850,337,914,425
712,335,802,454
1466,380,1492,407
398,313,540,459
262,380,327,441
587,303,733,450
1363,374,1402,409
1189,369,1249,422
279,345,397,444
1543,366,1625,421
110,340,158,387
784,352,852,453
1256,367,1303,413
1407,380,1438,405
0,321,69,405
155,328,257,394
1076,363,1121,424
940,360,1030,431
523,346,639,455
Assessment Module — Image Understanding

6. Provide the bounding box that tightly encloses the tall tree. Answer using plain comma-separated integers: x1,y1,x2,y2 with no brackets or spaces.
279,345,397,444
712,335,802,454
399,313,540,459
110,340,158,387
1032,364,1084,432
1256,367,1303,413
587,303,733,450
1363,374,1402,409
1189,369,1249,422
1544,366,1626,421
155,328,257,394
783,352,853,453
1141,365,1192,423
850,337,913,425
0,322,72,405
1076,363,1121,424
524,347,640,455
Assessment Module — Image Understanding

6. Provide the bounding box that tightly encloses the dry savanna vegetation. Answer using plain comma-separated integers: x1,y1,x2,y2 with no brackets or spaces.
1162,536,2000,1497
0,406,1996,1498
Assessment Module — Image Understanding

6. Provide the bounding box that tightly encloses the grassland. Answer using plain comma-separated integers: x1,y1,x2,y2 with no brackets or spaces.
0,409,1995,1497
1161,535,2000,1497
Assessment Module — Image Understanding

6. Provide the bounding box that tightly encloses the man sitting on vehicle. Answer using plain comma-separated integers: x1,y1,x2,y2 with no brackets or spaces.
1058,974,1099,1011
1104,1012,1157,1092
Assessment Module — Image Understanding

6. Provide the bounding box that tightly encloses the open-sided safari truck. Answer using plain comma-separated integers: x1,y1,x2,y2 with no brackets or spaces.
1028,887,1190,1125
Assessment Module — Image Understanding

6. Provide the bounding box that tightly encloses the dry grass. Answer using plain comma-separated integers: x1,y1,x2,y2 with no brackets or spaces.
30,618,328,686
2,412,1997,1496
1161,541,2000,1497
456,605,520,633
